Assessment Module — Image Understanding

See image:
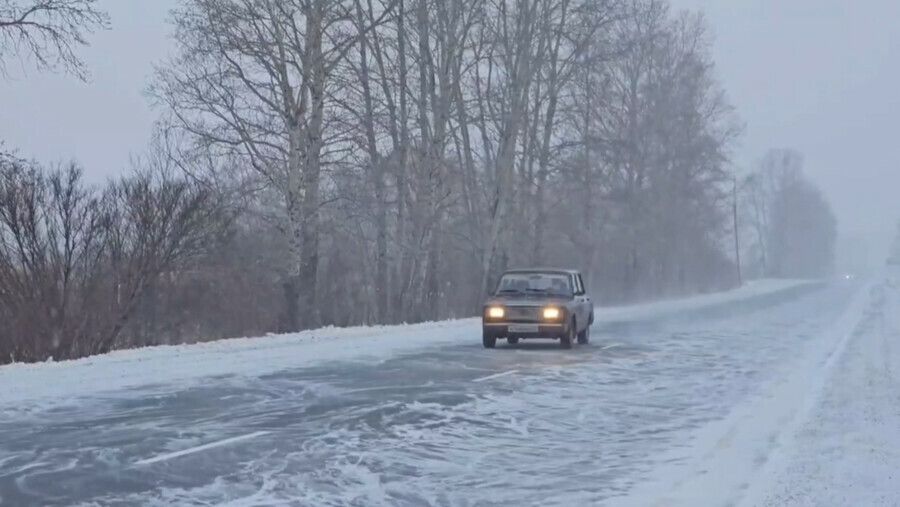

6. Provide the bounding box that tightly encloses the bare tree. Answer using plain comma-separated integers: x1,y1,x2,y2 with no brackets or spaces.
2,0,801,365
0,151,225,363
152,0,395,331
98,164,225,353
0,159,104,361
543,0,743,300
742,148,836,279
0,0,108,79
519,0,617,268
740,148,804,277
469,0,551,297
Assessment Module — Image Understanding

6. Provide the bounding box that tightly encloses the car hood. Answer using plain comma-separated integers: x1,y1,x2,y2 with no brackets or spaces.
484,296,570,307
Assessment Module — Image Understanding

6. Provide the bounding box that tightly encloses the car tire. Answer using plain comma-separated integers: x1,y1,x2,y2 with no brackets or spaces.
560,321,575,349
577,324,590,345
507,337,519,345
483,331,497,349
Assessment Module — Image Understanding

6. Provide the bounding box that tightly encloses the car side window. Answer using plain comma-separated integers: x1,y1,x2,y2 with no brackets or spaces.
572,274,583,295
577,274,587,295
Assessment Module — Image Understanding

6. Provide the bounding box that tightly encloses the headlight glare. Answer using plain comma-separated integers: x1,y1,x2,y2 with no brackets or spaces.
487,306,505,319
543,307,561,320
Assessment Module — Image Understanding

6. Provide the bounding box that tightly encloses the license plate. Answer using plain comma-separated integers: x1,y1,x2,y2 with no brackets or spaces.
509,324,539,333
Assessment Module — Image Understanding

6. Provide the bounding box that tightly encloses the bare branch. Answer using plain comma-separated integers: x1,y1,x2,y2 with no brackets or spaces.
0,0,109,80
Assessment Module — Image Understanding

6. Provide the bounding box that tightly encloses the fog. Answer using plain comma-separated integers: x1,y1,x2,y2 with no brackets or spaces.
3,1,898,273
2,0,899,361
672,0,900,270
0,0,174,181
4,3,900,504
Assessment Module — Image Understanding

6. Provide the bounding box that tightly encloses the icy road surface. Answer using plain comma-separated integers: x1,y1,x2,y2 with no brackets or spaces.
0,280,879,506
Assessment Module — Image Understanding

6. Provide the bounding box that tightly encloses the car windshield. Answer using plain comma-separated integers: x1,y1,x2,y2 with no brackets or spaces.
495,273,572,296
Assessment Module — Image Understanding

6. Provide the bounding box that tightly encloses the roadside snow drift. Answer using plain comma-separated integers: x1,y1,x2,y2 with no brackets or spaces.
0,279,809,409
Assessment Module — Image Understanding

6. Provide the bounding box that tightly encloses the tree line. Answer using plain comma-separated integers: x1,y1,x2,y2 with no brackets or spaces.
739,148,837,280
1,0,837,364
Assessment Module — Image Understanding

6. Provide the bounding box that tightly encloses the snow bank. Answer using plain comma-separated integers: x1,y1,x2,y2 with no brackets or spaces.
594,278,813,322
0,278,812,408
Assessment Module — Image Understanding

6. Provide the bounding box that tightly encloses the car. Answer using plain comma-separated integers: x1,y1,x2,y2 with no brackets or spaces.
481,268,594,349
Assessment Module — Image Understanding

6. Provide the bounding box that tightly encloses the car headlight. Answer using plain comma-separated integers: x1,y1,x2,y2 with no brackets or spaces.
543,307,561,320
487,306,505,319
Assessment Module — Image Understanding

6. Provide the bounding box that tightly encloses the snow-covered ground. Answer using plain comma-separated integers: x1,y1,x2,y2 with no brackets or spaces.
38,278,851,506
609,280,874,506
738,278,900,507
607,274,900,507
6,276,895,506
0,278,807,410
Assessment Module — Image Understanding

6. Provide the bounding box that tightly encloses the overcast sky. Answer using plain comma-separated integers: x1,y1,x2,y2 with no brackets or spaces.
1,0,898,244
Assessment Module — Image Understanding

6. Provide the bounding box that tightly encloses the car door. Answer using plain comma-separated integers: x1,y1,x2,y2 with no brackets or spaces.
571,273,589,329
577,273,592,324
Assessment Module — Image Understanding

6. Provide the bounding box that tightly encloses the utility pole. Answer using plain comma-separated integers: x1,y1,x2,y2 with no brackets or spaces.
733,174,742,286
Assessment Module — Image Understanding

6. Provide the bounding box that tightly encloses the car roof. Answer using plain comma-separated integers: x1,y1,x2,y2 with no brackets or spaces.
501,268,581,276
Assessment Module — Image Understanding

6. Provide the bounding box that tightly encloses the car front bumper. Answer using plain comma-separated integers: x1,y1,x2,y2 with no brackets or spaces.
483,322,567,339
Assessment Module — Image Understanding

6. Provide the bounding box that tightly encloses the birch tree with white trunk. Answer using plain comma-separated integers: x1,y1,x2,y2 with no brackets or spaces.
471,0,551,297
153,0,393,330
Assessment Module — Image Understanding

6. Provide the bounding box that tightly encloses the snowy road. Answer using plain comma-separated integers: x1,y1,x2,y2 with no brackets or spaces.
0,281,875,506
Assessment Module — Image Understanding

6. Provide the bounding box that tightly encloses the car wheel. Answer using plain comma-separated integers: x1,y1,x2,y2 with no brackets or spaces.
483,330,497,349
560,321,575,349
507,337,519,345
577,324,590,345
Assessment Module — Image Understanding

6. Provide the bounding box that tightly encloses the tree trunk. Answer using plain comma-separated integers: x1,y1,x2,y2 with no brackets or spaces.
356,0,389,322
297,0,327,330
479,0,542,296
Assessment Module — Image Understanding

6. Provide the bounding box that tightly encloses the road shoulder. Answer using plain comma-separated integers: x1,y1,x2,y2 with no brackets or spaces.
739,281,900,507
608,281,873,507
